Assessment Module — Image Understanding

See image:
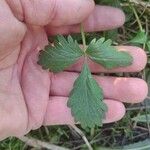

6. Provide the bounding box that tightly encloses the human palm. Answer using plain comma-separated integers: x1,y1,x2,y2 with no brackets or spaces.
0,0,148,140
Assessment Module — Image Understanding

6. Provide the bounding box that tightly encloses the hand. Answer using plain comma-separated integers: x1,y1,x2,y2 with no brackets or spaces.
0,0,148,140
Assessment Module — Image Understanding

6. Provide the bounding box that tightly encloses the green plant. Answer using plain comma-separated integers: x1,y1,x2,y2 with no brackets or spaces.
38,25,133,128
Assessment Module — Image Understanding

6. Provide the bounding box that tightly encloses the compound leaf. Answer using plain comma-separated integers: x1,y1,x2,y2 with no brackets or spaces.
86,38,133,69
67,64,107,128
38,35,84,73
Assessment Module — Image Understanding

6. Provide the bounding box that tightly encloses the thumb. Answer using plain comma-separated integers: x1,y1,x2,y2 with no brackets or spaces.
7,0,95,26
0,0,26,68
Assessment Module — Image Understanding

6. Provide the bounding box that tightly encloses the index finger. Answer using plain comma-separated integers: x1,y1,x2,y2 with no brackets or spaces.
46,5,125,35
7,0,95,26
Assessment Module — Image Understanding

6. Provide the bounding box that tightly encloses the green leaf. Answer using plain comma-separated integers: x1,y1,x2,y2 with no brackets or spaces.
86,38,133,69
67,64,107,128
132,114,150,123
130,30,147,44
38,35,84,73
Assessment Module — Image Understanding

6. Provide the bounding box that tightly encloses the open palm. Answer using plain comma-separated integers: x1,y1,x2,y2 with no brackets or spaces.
0,0,147,140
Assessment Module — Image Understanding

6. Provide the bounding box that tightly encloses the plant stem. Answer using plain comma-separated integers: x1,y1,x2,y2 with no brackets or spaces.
19,136,69,150
80,23,86,52
129,2,143,31
129,0,150,8
70,125,93,150
90,128,95,137
80,23,88,65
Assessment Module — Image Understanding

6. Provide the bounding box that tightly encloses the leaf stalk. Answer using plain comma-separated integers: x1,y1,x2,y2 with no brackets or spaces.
80,23,87,52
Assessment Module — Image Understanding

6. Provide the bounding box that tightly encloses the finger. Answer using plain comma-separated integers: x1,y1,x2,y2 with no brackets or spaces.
7,0,94,26
43,97,125,125
67,46,147,73
50,72,148,103
0,0,26,65
46,5,125,35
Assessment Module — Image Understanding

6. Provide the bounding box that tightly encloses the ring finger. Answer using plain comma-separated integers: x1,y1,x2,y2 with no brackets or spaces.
43,97,126,125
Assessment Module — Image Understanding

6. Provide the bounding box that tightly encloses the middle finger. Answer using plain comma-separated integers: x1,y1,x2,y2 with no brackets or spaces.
67,46,147,73
50,72,148,103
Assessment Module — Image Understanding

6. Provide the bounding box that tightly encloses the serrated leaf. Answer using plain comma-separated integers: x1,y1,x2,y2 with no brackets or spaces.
86,38,133,69
132,114,150,123
130,31,147,44
67,64,107,128
38,35,84,73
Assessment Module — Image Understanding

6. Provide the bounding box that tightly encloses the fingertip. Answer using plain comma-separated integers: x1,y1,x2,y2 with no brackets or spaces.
116,45,146,72
103,100,125,123
127,78,148,103
135,47,147,71
117,46,147,72
84,6,126,31
112,7,125,28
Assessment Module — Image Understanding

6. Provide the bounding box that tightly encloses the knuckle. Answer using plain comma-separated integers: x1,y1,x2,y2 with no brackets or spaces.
21,0,58,25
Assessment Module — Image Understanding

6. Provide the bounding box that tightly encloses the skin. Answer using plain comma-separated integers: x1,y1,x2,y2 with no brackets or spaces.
0,0,148,140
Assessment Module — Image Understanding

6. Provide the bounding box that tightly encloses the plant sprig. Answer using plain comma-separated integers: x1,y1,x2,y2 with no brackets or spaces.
38,24,133,128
